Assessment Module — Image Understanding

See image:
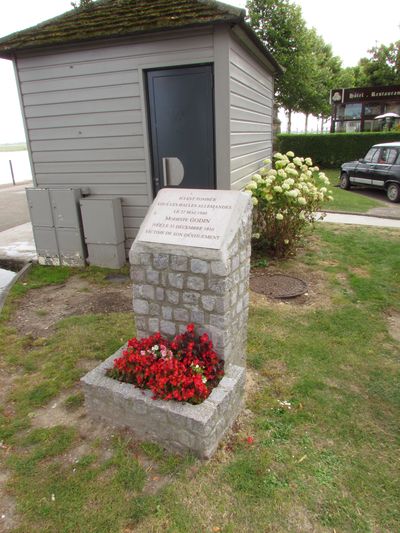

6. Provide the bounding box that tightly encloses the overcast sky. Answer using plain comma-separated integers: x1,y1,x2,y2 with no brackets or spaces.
0,0,399,142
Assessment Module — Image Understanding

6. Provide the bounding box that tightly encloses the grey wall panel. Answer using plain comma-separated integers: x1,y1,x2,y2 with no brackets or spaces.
123,216,146,228
27,110,142,129
31,136,143,151
231,140,270,159
228,34,273,188
122,206,149,218
231,120,269,133
230,106,270,124
231,165,263,190
19,57,143,82
229,44,273,89
35,172,147,185
112,195,149,207
24,85,139,106
231,132,271,145
21,71,139,94
135,47,213,68
32,148,145,163
35,161,145,173
231,147,265,172
231,149,269,171
25,98,139,118
80,185,148,196
231,92,271,115
125,228,139,240
29,125,141,141
230,79,271,109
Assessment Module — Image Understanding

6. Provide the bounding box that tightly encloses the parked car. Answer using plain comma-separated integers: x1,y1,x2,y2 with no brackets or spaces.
339,142,400,202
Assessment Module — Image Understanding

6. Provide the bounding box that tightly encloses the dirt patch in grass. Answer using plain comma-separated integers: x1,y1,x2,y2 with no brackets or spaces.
0,469,17,533
245,368,261,398
75,358,102,373
12,277,133,337
386,310,400,343
0,371,14,409
287,504,321,533
349,267,370,278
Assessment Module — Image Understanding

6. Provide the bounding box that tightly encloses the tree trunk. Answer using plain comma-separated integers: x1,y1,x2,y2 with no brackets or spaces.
287,109,292,133
305,113,309,133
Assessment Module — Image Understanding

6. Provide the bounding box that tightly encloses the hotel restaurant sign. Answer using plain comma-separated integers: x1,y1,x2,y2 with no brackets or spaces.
330,85,400,104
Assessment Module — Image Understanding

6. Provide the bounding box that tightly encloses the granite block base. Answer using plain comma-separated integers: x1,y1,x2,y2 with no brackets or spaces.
81,346,245,459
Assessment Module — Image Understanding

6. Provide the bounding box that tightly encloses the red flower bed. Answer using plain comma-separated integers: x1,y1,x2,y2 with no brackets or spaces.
106,324,224,404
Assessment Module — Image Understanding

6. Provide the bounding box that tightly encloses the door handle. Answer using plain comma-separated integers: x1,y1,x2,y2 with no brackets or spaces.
162,157,184,187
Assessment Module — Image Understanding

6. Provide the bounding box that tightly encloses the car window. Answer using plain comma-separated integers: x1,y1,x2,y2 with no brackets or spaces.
386,149,398,165
364,148,379,162
379,148,398,164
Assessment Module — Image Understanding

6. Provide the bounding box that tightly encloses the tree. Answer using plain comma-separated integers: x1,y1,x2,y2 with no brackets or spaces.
298,29,342,131
247,0,344,132
355,41,400,86
335,66,357,89
71,0,94,9
247,0,310,132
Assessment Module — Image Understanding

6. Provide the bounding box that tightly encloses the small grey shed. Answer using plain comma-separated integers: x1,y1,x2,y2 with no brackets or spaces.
0,0,281,265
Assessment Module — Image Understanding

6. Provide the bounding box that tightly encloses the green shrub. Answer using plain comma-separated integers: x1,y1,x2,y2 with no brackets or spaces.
277,132,400,168
245,152,332,258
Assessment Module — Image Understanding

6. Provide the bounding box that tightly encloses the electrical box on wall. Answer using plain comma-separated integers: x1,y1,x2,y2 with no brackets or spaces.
80,197,125,269
26,188,86,266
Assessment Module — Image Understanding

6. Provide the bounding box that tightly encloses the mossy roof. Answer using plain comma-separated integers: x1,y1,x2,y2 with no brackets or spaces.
0,0,243,54
0,0,281,72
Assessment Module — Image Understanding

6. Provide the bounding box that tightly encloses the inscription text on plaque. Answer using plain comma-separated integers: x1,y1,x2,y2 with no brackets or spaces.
137,188,239,249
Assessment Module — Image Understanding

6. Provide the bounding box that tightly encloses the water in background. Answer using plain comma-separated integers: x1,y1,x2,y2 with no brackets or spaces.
0,151,32,186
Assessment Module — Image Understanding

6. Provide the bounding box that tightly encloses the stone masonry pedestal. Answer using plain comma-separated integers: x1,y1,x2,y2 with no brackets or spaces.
82,189,252,458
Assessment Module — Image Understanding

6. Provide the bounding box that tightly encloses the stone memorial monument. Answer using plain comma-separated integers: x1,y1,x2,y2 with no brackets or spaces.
82,188,252,458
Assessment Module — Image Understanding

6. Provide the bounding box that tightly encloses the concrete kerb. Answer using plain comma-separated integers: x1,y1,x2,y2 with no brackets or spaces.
0,261,32,314
81,345,246,459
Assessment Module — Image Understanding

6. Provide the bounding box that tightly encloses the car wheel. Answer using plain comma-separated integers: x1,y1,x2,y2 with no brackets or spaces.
386,183,400,203
339,173,351,190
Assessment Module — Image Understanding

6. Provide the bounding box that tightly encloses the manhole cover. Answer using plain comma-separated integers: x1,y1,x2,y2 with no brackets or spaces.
250,273,308,299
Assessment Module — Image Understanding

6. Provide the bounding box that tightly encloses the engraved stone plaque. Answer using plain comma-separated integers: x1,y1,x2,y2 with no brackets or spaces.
136,188,241,249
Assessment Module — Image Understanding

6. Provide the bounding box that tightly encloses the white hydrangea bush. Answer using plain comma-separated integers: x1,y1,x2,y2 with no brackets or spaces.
244,151,333,258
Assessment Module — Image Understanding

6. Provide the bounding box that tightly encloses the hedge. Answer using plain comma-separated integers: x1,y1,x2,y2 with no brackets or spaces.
277,132,400,168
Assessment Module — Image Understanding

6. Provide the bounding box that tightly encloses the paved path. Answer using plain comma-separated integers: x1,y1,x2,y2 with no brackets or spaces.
0,222,36,262
320,212,400,229
0,181,32,232
367,205,400,219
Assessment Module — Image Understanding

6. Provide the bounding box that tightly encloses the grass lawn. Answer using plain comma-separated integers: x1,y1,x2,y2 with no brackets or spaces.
322,169,386,213
1,224,400,532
